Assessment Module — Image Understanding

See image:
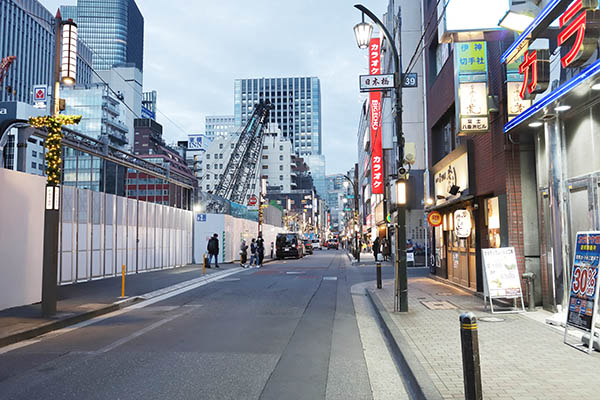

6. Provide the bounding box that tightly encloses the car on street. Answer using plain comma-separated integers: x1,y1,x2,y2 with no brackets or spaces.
311,239,322,250
276,233,304,259
303,240,313,255
327,239,339,250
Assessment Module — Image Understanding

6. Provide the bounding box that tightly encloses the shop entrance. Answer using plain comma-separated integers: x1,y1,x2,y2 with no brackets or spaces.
538,175,600,311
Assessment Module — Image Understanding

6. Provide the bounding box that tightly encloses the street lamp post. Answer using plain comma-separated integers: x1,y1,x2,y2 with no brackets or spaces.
354,4,408,312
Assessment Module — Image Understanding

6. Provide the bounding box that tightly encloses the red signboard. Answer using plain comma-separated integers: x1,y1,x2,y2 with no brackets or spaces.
369,38,384,195
248,195,257,206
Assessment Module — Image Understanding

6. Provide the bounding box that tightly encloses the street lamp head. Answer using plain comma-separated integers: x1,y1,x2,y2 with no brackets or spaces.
343,181,349,188
353,14,373,49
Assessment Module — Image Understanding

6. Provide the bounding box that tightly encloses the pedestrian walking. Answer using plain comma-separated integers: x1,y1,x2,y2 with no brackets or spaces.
372,236,381,261
382,237,391,261
207,233,220,268
257,233,265,267
240,239,248,268
249,238,258,267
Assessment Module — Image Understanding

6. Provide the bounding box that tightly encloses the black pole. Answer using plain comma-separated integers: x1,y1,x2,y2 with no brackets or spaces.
459,312,483,400
355,4,407,312
41,14,63,317
376,260,382,289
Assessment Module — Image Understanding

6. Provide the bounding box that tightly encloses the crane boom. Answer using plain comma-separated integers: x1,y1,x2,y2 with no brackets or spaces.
213,101,273,204
0,56,16,85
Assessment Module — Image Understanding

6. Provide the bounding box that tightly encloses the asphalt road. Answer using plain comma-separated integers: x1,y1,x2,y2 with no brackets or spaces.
0,250,426,400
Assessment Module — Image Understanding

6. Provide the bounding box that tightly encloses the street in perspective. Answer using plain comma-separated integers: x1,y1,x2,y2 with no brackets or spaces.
2,0,600,399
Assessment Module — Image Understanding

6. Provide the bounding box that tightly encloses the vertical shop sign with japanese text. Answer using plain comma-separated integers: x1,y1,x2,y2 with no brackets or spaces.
455,41,489,135
369,38,383,194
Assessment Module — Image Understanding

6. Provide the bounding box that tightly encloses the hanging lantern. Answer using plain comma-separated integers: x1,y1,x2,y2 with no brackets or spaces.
61,19,78,85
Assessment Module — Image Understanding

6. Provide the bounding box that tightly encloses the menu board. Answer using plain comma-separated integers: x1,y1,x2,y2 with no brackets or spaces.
481,247,523,298
566,232,600,332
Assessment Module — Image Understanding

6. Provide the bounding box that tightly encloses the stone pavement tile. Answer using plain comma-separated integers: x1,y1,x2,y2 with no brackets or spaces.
372,276,600,398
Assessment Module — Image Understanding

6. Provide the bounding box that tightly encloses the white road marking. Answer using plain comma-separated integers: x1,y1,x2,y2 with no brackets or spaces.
94,306,198,354
285,271,305,275
323,276,338,281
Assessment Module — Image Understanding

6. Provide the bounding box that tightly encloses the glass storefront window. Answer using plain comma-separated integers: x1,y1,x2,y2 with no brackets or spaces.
487,197,501,248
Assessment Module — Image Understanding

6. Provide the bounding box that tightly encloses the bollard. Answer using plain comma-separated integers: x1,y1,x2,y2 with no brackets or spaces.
459,312,483,400
203,254,207,275
120,264,126,298
376,253,382,289
522,272,536,311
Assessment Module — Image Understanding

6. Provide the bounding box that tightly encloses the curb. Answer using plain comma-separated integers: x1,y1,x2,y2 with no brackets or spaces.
0,267,241,349
0,297,139,348
366,288,443,400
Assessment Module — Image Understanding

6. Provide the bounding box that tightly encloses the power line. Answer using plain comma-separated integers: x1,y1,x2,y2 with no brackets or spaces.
403,0,451,76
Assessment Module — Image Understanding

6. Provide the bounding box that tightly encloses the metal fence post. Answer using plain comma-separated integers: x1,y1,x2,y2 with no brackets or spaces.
460,312,483,400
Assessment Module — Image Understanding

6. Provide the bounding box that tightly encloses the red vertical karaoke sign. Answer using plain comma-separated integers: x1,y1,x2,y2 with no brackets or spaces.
369,38,384,194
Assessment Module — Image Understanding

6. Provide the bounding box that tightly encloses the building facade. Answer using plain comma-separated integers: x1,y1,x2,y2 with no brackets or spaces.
0,0,93,106
205,115,235,139
95,66,143,148
61,83,129,148
234,77,322,157
61,0,144,71
141,90,157,120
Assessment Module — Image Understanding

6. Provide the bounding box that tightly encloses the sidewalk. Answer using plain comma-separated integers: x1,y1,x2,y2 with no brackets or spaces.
367,276,600,400
0,262,242,348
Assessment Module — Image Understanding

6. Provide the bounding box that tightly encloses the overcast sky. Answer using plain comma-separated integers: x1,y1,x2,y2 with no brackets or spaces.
43,0,391,176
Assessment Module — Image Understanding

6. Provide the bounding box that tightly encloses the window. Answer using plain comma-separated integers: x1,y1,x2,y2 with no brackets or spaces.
262,165,268,169
31,161,36,169
206,185,210,190
219,154,223,159
279,145,283,151
214,163,218,169
262,155,268,159
279,155,283,161
263,145,268,150
279,175,284,181
207,164,210,169
32,151,37,157
231,144,235,149
207,154,210,159
279,165,283,171
219,144,223,149
219,164,223,169
39,164,44,170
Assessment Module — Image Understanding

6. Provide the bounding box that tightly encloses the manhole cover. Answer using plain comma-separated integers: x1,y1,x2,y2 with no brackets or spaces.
421,300,456,310
436,292,455,296
479,317,505,322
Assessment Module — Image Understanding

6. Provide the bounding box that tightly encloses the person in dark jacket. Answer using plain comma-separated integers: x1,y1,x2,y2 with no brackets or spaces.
240,239,248,268
372,236,381,261
207,233,219,268
256,233,265,268
249,238,258,267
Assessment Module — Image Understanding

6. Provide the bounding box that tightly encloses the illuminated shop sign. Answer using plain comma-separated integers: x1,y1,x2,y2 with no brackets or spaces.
369,38,384,195
503,0,600,132
455,41,489,136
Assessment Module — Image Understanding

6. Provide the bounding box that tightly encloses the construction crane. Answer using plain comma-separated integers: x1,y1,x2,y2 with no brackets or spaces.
212,101,274,205
0,56,16,85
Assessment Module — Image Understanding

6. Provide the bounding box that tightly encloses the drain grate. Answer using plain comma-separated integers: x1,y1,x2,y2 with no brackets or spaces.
421,300,457,310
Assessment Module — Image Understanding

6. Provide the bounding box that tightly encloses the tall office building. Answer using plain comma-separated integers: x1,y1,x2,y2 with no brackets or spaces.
234,77,322,157
0,0,93,105
204,115,235,139
61,0,144,71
